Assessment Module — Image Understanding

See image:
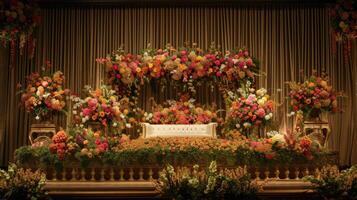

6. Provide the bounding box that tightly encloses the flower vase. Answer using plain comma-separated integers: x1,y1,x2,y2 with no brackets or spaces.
31,112,54,125
87,122,103,132
29,113,56,146
306,109,322,122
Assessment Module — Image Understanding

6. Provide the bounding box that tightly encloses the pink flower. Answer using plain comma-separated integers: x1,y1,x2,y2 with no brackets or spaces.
243,50,249,56
42,81,49,87
246,58,253,66
180,50,187,56
216,71,222,77
256,108,266,118
82,108,92,116
88,98,98,108
113,64,118,71
116,74,121,79
214,60,221,66
238,61,245,69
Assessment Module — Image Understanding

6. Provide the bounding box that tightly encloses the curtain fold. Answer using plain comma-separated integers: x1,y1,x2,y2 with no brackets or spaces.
0,5,356,166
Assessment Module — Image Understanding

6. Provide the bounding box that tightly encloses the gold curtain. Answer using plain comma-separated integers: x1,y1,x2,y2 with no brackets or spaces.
1,5,356,166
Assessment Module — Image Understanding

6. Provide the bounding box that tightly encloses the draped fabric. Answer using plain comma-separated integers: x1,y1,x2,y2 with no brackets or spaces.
0,5,356,166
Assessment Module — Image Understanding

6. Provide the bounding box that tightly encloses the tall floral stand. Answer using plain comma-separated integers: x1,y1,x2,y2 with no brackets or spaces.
29,123,56,146
303,113,330,147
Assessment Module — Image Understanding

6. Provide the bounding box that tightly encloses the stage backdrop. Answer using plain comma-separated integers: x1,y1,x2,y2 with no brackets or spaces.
0,4,356,166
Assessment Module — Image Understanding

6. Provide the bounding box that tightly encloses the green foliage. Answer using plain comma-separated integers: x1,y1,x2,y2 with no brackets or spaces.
0,163,49,200
158,161,260,200
304,165,357,200
15,145,333,171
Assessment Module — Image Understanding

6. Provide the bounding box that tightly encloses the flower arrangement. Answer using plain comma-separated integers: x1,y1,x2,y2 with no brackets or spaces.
304,165,357,199
147,94,223,125
226,87,274,136
49,128,120,162
19,61,69,121
255,130,322,160
15,131,333,171
0,163,48,200
287,72,342,120
0,0,41,58
329,0,357,63
116,136,246,154
157,161,260,200
97,43,259,95
71,85,144,134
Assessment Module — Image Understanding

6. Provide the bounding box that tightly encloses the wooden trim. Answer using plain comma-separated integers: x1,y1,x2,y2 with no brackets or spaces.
45,180,314,198
37,0,333,8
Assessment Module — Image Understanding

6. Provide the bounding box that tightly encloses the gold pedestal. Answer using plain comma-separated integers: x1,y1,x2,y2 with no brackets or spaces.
29,123,56,146
303,120,330,147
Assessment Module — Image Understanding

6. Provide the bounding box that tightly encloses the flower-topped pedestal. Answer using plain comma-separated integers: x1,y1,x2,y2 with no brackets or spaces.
288,72,342,148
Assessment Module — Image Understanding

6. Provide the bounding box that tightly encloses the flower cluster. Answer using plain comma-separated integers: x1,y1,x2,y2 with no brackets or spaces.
48,128,119,160
304,165,357,199
116,136,245,153
0,0,41,57
49,130,71,160
97,44,259,95
157,161,260,200
227,87,274,134
0,163,48,200
259,130,321,160
71,85,143,132
75,129,110,159
148,94,222,124
329,0,356,62
19,62,69,120
287,73,341,119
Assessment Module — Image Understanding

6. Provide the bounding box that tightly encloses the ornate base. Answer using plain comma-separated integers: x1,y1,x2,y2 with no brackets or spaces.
29,123,56,146
44,180,314,199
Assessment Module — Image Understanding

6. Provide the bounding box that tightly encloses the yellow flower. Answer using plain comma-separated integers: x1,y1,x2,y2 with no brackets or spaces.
119,67,126,74
83,140,89,145
136,67,142,73
123,109,129,115
148,63,154,69
196,56,203,62
178,64,187,71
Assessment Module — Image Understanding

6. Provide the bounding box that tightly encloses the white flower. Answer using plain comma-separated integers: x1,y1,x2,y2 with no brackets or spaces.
265,114,271,120
43,93,50,98
120,114,125,119
35,116,40,120
287,112,295,117
126,123,131,128
72,110,77,115
256,88,267,97
267,130,279,137
271,134,285,144
243,122,251,128
113,122,117,127
235,124,241,129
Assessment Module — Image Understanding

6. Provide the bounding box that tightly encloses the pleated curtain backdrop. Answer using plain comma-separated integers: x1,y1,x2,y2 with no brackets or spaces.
0,4,356,166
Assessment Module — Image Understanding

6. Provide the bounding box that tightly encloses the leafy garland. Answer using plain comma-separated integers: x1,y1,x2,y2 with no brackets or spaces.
0,0,41,60
97,43,260,99
329,0,357,63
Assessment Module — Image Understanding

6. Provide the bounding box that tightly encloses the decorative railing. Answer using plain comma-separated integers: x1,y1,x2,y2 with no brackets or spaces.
43,164,333,182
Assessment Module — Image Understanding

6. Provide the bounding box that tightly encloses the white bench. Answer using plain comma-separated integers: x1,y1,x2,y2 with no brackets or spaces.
141,123,217,138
